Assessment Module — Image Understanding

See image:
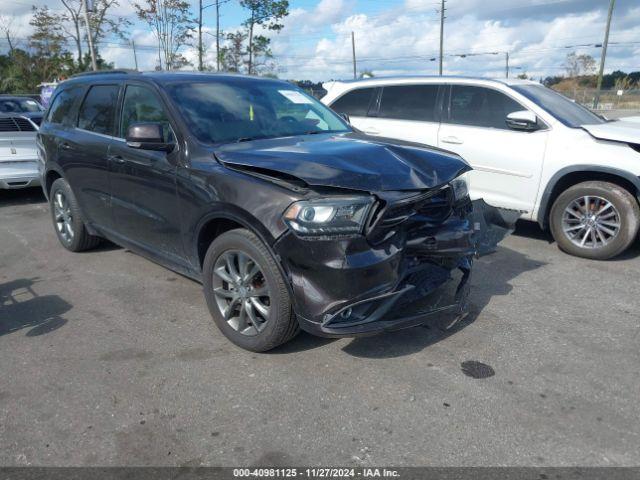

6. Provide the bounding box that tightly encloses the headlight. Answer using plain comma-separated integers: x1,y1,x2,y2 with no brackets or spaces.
283,196,374,237
450,172,469,201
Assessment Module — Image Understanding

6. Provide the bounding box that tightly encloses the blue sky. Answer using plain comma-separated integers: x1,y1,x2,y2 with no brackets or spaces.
2,0,639,81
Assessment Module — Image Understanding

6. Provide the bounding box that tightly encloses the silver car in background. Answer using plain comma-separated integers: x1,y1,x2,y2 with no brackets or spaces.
0,114,41,189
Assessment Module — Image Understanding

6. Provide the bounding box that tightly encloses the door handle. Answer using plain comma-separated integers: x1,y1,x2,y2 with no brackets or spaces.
109,155,126,164
441,136,463,145
60,142,73,150
442,136,464,145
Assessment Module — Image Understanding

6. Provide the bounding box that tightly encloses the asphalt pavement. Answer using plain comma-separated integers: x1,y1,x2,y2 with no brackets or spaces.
1,188,639,466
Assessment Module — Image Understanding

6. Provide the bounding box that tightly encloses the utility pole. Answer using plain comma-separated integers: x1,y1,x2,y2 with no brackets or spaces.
82,0,98,71
131,40,138,70
216,0,221,71
439,0,445,75
351,31,357,79
593,0,616,109
198,0,203,71
505,51,509,78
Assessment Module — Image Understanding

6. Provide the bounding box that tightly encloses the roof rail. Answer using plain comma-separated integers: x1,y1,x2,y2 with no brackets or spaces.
72,69,138,78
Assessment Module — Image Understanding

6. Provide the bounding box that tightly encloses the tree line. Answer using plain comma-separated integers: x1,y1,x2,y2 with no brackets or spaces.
0,0,289,94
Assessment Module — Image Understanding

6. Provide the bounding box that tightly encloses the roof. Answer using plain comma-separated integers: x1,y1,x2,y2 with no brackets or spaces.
64,70,290,87
323,75,539,90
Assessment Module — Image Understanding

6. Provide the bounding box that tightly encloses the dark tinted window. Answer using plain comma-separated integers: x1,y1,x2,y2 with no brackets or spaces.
448,85,524,129
511,84,604,128
47,87,81,125
0,98,43,113
77,85,119,135
379,85,439,121
120,85,172,141
330,87,375,117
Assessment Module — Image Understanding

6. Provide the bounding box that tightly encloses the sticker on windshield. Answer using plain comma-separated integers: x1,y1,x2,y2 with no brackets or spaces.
278,90,313,104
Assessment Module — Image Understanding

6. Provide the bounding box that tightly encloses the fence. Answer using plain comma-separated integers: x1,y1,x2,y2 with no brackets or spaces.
556,87,640,112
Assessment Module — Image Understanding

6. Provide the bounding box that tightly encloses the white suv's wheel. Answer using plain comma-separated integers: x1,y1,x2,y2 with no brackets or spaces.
550,181,640,260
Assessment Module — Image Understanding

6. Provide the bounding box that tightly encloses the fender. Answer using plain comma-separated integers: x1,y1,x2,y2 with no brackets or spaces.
191,205,297,301
536,164,640,228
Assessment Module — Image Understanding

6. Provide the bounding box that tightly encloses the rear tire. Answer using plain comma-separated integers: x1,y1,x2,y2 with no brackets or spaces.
203,228,299,352
549,181,639,260
49,178,102,252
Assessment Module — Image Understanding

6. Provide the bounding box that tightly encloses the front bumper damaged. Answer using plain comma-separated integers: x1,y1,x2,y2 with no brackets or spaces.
274,196,518,338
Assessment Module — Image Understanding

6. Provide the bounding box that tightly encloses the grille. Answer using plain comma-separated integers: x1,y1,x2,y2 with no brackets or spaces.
0,117,36,132
368,187,453,244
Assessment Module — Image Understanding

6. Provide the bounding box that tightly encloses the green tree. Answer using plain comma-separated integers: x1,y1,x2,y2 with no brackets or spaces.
220,31,247,72
239,0,288,75
29,6,73,84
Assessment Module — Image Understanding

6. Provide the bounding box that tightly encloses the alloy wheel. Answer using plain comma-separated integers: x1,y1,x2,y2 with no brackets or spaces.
211,250,271,336
53,191,74,243
561,195,621,249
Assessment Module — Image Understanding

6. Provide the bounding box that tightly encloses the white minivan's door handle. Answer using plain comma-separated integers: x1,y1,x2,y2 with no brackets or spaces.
363,127,380,135
441,136,464,145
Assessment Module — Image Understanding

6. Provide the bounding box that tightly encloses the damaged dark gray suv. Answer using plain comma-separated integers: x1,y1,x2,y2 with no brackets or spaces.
37,71,513,351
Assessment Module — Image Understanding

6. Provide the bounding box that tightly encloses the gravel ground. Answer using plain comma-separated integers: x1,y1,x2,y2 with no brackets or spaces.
1,188,639,467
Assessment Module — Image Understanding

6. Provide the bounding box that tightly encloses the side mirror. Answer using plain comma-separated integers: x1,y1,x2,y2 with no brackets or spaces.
338,112,351,124
126,123,174,152
505,110,539,131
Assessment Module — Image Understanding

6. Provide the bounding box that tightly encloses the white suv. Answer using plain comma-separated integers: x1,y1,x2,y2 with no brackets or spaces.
322,76,640,260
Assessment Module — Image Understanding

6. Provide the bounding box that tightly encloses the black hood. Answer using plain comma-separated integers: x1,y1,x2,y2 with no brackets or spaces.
213,132,470,192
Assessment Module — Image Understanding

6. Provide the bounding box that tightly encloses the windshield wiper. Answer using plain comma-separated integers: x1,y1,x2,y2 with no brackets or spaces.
236,137,255,143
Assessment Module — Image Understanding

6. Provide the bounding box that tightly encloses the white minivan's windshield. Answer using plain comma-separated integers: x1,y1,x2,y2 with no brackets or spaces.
512,84,605,128
166,79,350,144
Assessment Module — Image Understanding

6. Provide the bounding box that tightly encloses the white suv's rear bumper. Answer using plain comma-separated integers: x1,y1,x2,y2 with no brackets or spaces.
0,161,41,189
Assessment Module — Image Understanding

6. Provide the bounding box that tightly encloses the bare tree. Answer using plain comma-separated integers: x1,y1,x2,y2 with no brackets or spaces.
134,0,195,70
0,15,18,53
564,52,597,77
59,0,130,68
60,0,84,65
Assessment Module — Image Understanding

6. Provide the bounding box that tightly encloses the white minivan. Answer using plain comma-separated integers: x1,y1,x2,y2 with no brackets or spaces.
322,76,640,259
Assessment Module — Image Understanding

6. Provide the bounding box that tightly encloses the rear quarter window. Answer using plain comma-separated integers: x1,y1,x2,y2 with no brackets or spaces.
47,86,83,126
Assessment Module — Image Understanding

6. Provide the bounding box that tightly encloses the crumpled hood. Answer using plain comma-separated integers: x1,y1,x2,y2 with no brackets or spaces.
214,132,470,192
582,121,640,144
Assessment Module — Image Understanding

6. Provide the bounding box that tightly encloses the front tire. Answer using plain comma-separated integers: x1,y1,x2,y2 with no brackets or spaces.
49,178,101,252
202,228,299,352
549,181,639,260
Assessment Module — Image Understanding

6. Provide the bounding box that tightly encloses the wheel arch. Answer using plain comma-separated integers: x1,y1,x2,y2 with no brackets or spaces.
537,165,640,229
43,165,65,200
194,206,280,272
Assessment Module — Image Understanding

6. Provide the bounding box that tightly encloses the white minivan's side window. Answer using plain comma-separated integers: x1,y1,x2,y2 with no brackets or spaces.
448,85,524,130
378,85,439,122
330,87,376,117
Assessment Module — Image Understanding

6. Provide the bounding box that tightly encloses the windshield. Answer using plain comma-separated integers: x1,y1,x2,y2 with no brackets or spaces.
0,98,43,113
166,79,350,144
511,84,605,128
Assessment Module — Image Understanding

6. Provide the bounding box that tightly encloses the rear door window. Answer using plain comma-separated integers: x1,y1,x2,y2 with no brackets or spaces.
47,87,82,125
330,87,376,117
447,85,524,130
77,85,120,135
378,85,439,122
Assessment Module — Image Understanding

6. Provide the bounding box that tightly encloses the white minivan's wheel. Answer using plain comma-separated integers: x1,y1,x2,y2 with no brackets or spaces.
549,181,640,260
202,228,299,352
